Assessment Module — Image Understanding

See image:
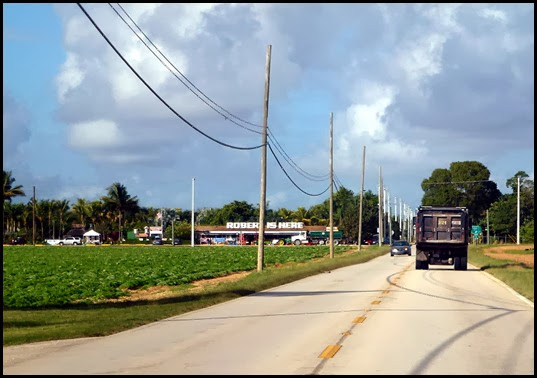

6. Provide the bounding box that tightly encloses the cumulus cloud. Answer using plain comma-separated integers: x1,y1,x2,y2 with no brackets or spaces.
24,3,532,209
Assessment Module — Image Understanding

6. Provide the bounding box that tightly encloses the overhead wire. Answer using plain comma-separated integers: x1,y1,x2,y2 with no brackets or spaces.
110,3,331,185
267,131,330,182
82,3,334,198
77,3,263,151
422,180,495,185
108,3,262,135
268,144,330,197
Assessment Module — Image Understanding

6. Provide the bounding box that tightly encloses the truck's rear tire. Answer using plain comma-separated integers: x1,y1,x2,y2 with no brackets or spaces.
459,256,467,270
416,260,428,270
294,240,301,246
454,256,467,270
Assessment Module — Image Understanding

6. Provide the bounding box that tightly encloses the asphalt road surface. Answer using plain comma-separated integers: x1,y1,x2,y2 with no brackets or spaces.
3,247,534,375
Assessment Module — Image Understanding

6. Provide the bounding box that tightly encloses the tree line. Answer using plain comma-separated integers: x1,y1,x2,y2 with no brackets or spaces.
3,160,534,244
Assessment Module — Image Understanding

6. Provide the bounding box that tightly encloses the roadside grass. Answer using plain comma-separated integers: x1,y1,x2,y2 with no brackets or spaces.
468,244,534,303
3,246,387,346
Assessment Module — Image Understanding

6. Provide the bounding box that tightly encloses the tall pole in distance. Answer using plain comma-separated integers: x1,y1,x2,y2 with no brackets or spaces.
329,112,334,258
358,146,366,251
388,190,392,245
257,44,272,272
191,177,195,247
487,209,490,245
378,166,382,246
32,186,36,246
517,176,520,245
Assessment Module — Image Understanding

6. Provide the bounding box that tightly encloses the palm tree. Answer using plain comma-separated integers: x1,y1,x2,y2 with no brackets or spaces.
56,200,70,239
36,200,47,241
71,198,90,228
3,170,26,203
101,183,140,244
3,171,26,241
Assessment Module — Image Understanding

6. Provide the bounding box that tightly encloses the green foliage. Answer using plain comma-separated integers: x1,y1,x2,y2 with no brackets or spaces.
421,161,501,223
489,194,517,236
3,170,26,203
521,219,534,243
3,245,352,308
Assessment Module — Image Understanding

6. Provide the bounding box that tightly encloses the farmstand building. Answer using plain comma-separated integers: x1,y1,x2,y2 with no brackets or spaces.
195,221,328,245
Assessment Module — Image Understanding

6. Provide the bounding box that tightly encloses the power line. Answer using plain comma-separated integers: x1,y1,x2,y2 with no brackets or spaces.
267,131,329,182
77,3,263,151
267,143,330,197
110,3,331,185
109,3,262,134
422,180,494,185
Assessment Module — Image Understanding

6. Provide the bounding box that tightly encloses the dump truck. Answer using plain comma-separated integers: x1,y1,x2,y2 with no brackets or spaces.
415,206,469,270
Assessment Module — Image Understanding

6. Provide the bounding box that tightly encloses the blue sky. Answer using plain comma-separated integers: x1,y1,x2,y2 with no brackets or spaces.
3,3,534,215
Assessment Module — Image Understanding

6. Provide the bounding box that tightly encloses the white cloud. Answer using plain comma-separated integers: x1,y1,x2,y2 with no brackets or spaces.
479,8,507,24
68,119,121,149
56,53,85,103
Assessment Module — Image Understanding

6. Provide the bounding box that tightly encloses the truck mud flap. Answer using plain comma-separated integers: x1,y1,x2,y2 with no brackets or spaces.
416,249,428,261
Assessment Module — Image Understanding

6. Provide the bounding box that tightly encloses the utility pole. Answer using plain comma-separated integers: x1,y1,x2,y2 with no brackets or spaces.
383,187,387,242
378,166,383,246
487,209,490,245
257,44,271,272
517,177,520,245
358,146,366,251
329,112,334,258
388,190,392,245
32,186,36,246
191,177,195,247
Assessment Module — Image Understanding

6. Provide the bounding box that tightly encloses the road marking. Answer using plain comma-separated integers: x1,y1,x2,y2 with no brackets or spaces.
353,316,366,323
319,344,342,358
371,300,381,305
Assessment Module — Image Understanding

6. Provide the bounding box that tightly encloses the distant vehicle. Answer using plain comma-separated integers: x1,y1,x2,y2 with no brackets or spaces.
153,238,163,245
390,240,411,256
172,238,181,245
291,230,342,246
58,237,81,246
415,206,469,270
370,234,389,245
10,236,26,245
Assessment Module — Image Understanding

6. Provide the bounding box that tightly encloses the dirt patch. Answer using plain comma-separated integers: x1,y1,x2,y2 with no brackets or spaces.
482,244,534,267
101,271,253,304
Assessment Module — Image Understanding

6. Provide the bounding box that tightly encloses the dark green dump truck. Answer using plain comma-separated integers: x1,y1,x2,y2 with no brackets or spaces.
308,230,343,245
415,206,469,270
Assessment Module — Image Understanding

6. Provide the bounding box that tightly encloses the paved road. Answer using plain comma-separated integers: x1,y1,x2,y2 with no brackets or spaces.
4,248,534,375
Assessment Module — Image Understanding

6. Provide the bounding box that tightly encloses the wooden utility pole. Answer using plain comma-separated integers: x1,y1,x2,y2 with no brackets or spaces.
32,186,36,246
329,112,334,258
358,146,366,251
257,44,272,272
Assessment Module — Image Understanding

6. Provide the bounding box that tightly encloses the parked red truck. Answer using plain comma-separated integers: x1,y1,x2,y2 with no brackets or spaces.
415,206,469,270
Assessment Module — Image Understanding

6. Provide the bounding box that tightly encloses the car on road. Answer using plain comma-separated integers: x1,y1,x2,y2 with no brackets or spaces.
153,238,163,245
390,240,411,256
172,238,181,245
10,236,26,245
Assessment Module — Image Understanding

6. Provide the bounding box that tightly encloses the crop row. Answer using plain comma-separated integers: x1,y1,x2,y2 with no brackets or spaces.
3,245,349,308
